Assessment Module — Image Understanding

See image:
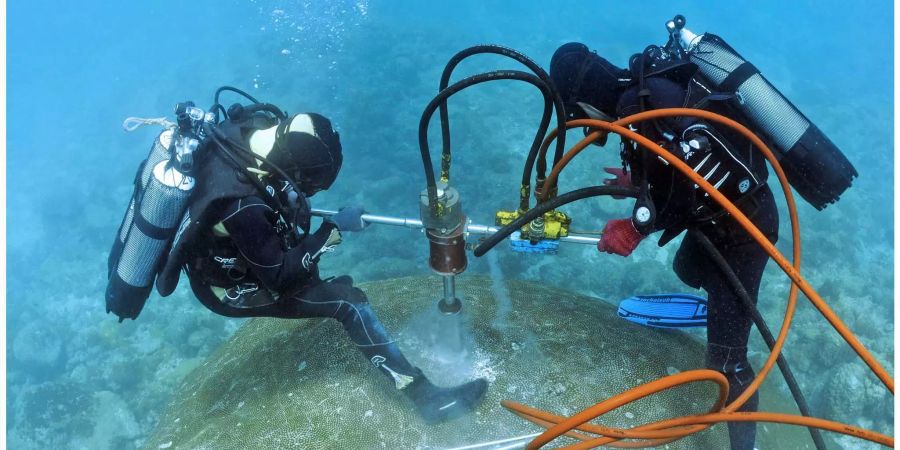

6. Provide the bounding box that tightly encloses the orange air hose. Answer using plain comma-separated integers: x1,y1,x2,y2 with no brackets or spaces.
503,109,893,448
505,399,895,448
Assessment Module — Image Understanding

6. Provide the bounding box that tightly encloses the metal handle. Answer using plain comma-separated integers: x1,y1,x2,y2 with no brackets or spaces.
310,208,601,246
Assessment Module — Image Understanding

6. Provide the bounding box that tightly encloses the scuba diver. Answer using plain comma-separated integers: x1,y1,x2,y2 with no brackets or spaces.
105,91,487,424
549,42,783,450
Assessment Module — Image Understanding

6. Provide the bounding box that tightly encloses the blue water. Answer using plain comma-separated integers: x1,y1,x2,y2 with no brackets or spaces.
7,1,893,448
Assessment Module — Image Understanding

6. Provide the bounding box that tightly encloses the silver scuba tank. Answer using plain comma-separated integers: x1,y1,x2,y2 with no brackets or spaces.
108,130,172,274
106,129,196,321
677,26,857,210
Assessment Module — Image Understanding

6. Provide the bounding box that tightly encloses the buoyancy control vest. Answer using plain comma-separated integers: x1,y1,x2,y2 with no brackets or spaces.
617,57,767,237
154,128,266,298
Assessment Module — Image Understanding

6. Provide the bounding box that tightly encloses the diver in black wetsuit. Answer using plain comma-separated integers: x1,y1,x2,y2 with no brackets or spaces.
157,110,487,424
550,43,779,450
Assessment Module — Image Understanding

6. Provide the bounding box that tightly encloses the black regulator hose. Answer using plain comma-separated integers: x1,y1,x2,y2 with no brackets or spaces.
420,70,553,212
240,102,288,121
472,185,640,256
437,45,568,188
689,230,828,450
212,86,262,123
211,87,289,125
215,85,261,106
210,104,228,123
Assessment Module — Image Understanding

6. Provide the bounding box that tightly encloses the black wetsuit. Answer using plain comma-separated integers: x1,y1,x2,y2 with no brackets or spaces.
185,195,422,389
618,76,779,450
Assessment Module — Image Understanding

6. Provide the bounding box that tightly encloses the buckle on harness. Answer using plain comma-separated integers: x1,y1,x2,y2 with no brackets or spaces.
225,283,259,300
214,256,237,270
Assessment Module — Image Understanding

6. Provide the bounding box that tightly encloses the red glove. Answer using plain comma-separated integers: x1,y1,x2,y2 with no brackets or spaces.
598,218,645,257
602,167,632,199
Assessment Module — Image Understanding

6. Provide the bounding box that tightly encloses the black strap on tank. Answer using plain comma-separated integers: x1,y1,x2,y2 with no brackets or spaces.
718,61,759,94
691,92,735,110
134,212,178,241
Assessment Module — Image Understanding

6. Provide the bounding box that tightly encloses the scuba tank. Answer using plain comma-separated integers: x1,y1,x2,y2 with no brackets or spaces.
106,103,207,321
667,15,857,210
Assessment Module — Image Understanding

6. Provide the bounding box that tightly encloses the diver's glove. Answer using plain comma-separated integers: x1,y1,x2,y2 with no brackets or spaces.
326,206,368,232
598,218,645,257
602,167,632,200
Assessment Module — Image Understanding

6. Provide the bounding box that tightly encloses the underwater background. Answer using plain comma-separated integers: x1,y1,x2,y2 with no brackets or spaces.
6,0,894,449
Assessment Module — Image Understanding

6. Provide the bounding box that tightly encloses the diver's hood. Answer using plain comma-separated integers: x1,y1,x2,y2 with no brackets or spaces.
249,113,343,195
550,42,631,119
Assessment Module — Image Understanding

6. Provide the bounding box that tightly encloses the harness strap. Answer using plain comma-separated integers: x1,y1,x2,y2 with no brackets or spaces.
134,212,178,240
718,61,759,94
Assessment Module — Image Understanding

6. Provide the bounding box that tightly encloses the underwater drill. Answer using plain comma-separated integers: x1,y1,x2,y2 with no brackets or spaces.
419,182,467,314
413,45,576,315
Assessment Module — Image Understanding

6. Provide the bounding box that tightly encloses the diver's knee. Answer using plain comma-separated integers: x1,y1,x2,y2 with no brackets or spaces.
331,275,354,286
332,294,374,324
708,350,756,396
673,239,704,289
706,343,751,377
342,286,369,305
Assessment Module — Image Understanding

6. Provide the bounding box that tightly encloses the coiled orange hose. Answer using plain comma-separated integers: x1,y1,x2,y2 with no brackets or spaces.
503,109,893,448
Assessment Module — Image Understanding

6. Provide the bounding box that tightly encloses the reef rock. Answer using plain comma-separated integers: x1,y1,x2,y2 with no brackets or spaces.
146,276,740,449
12,321,64,371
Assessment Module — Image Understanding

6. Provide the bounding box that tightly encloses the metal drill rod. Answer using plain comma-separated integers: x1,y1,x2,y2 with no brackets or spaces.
439,275,462,314
443,274,455,299
310,208,601,245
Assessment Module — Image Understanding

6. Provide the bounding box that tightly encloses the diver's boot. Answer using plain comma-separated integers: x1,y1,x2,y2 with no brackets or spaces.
357,341,423,389
356,341,487,423
403,375,488,424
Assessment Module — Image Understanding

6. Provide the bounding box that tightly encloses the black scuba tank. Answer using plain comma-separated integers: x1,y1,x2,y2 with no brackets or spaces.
679,29,857,210
106,129,195,321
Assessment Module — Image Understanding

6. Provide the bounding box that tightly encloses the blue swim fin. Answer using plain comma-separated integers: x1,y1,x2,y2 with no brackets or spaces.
617,293,708,328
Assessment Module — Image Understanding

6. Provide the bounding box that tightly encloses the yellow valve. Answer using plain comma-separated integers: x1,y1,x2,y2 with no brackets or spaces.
495,210,520,227
495,209,571,241
542,210,570,239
